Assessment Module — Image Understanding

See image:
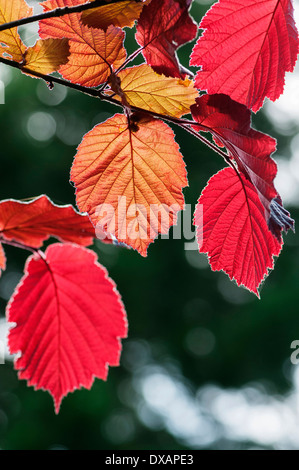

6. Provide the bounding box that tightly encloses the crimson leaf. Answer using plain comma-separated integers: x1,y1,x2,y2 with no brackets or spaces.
136,0,197,78
190,0,299,112
191,94,294,240
194,168,282,296
7,243,127,413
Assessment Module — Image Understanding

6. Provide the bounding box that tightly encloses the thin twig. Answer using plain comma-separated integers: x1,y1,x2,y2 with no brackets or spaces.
0,236,39,254
0,56,230,164
179,124,233,167
0,56,102,99
115,47,144,74
100,95,234,163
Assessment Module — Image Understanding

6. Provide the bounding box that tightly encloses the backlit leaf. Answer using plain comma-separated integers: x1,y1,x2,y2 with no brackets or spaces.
194,168,282,296
0,0,32,61
136,0,197,78
82,0,151,30
108,64,198,117
0,195,95,248
23,38,70,75
39,0,88,40
59,24,126,87
39,0,127,87
71,113,188,256
191,94,294,239
7,243,127,413
190,0,299,112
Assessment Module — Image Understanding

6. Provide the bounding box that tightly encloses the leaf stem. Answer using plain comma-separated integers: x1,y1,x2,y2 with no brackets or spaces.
0,237,39,254
115,47,144,74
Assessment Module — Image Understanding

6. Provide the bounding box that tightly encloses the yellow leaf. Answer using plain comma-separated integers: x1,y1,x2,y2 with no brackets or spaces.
82,0,151,30
108,64,198,118
0,0,32,61
23,38,70,75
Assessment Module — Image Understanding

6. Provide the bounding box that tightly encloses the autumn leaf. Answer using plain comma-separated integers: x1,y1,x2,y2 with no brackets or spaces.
39,0,88,40
82,0,151,30
22,38,70,75
39,0,126,87
71,113,188,256
191,95,278,220
7,243,128,413
190,0,299,112
0,242,6,277
0,195,95,248
136,0,197,78
194,168,282,296
191,94,294,240
108,64,198,117
59,24,126,87
0,0,32,61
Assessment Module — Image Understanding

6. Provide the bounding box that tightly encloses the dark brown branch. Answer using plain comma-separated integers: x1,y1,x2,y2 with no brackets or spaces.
99,96,233,164
0,55,231,164
0,0,143,33
0,56,102,99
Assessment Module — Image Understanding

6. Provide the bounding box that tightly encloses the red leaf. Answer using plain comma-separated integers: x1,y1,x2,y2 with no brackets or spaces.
7,243,127,413
191,94,294,239
136,0,197,78
194,168,282,296
190,0,299,112
0,242,6,276
0,195,95,248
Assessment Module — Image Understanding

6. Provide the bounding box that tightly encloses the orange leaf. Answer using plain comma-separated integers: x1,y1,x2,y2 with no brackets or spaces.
0,195,95,248
23,38,70,75
108,64,198,117
0,242,6,277
59,24,126,87
0,0,32,61
39,0,88,40
39,0,126,87
82,0,151,30
71,114,188,256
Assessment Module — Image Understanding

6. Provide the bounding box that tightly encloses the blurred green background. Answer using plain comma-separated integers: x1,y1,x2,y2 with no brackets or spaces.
0,0,298,450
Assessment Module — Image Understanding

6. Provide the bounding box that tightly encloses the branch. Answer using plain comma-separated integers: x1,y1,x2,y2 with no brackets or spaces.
0,55,231,164
0,0,143,33
0,56,102,99
178,124,233,168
